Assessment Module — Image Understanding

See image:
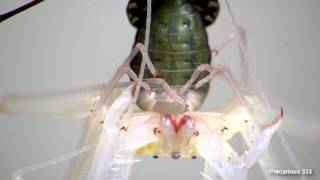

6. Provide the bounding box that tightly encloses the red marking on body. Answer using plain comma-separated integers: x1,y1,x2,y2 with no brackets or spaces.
163,114,193,132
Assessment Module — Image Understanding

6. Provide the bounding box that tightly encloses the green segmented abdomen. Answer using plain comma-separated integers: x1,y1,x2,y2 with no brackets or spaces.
131,1,211,90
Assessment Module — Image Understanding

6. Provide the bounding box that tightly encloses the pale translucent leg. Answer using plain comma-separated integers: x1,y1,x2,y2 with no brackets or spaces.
55,1,155,178
8,1,155,180
69,79,185,179
94,43,157,112
179,64,213,95
195,109,282,180
180,64,246,106
12,145,96,180
66,105,107,179
122,66,188,108
145,78,189,108
10,84,158,180
124,67,151,92
10,85,135,180
0,82,129,119
211,31,236,56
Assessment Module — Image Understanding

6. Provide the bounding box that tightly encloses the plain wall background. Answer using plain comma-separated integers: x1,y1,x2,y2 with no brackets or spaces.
0,0,319,179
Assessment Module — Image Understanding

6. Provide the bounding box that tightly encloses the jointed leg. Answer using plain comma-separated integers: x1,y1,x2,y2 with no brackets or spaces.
124,66,151,93
179,64,213,95
181,64,246,106
116,66,188,109
145,78,189,109
94,43,157,111
211,31,236,56
12,145,96,180
125,67,186,108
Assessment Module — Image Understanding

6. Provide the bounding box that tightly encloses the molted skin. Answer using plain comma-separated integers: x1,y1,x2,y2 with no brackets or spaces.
130,0,212,112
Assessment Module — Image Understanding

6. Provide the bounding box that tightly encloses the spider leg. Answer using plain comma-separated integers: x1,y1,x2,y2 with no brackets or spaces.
211,31,237,56
181,64,247,106
0,82,130,120
94,43,157,111
124,66,151,93
12,144,96,180
196,65,245,104
179,64,213,95
145,78,189,108
9,84,158,180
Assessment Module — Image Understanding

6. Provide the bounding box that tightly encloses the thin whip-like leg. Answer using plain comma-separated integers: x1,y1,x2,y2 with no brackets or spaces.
10,84,157,180
145,78,188,108
181,64,246,106
10,85,136,180
179,64,213,95
196,65,245,104
12,145,96,180
124,66,151,93
212,31,236,56
0,82,130,120
94,43,157,112
116,65,187,108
